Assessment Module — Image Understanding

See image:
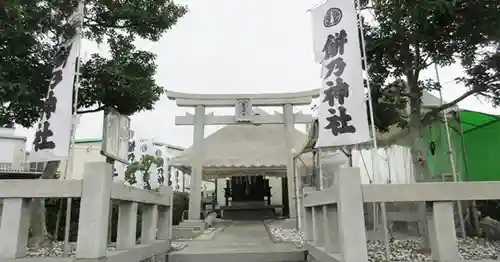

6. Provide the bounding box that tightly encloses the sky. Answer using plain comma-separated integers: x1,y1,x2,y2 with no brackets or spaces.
15,0,500,150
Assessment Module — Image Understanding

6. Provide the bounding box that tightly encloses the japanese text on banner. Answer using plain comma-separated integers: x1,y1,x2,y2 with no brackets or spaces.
312,0,371,147
30,6,81,162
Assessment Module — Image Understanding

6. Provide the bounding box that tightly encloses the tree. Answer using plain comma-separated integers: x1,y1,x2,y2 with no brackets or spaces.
1,0,187,246
357,0,500,246
125,155,164,190
1,0,187,125
460,45,500,106
360,0,500,181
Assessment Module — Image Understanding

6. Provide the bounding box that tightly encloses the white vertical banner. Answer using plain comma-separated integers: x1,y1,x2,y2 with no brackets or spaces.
30,30,79,161
311,0,371,147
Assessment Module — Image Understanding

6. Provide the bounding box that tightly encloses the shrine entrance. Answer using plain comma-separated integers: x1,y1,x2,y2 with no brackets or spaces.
230,175,266,202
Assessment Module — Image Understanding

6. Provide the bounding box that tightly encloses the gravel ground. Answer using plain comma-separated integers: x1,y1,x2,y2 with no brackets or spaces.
26,242,115,257
170,242,188,251
269,227,500,261
23,227,216,257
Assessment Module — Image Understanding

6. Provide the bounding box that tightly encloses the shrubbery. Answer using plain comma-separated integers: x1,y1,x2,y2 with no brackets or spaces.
44,191,189,242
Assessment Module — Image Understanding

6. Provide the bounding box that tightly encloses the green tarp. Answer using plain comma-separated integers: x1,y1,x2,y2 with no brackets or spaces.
424,110,500,182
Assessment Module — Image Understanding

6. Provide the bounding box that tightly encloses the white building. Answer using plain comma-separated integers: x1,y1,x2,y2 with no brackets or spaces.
58,138,105,179
56,137,212,192
0,126,211,193
0,127,27,171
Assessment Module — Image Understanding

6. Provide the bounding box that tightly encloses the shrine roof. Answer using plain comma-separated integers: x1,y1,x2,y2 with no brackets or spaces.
170,109,309,169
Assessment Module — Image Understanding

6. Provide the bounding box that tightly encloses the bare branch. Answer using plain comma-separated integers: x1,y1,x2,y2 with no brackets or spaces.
421,54,433,69
478,92,500,103
76,106,105,114
421,89,478,124
84,22,129,29
83,17,130,29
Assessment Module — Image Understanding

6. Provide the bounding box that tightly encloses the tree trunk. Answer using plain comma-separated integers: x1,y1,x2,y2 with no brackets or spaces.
407,84,432,181
53,199,64,241
409,117,432,181
29,160,61,247
408,82,431,250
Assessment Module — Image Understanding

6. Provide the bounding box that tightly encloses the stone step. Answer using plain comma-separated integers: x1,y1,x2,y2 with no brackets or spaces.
224,209,276,221
169,250,306,262
172,227,203,239
177,220,206,231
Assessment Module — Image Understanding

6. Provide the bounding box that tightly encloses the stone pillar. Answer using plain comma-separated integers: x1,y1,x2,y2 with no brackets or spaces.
76,162,113,259
0,199,31,258
116,201,138,250
157,188,173,241
141,204,159,244
283,103,297,218
324,204,340,253
312,206,325,246
295,159,303,230
304,207,314,241
336,168,368,261
427,202,460,261
188,105,205,220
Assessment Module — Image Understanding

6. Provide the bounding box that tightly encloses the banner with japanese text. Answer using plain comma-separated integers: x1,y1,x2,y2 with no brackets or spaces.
311,0,371,147
29,28,79,161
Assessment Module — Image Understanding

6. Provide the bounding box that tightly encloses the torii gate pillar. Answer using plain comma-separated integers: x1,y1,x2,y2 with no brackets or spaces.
283,103,297,218
189,105,205,220
167,90,319,222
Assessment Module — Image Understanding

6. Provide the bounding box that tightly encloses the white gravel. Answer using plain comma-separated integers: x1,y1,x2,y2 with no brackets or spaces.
25,242,117,257
25,240,189,257
270,227,305,247
170,242,188,251
203,227,217,234
269,227,500,261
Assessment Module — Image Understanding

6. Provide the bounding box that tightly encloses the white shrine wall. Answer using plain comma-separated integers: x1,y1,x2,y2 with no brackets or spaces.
316,145,415,186
58,139,106,180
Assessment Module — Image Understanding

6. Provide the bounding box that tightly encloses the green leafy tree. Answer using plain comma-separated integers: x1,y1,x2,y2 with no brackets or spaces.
357,0,500,245
125,155,164,190
360,0,500,181
460,45,500,105
1,0,187,246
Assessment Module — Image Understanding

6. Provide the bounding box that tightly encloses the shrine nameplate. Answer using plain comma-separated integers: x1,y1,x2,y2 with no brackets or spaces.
235,98,253,122
101,107,131,164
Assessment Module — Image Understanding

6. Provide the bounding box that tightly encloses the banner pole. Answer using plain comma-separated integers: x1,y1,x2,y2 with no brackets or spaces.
63,1,84,257
354,0,390,259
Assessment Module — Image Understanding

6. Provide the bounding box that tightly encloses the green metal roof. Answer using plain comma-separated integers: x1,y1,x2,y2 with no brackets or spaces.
74,138,102,144
457,110,500,134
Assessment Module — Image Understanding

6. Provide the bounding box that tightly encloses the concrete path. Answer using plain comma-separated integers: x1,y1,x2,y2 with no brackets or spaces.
169,221,305,262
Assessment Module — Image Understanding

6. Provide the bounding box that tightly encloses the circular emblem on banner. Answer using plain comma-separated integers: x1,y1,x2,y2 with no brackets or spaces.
323,7,342,27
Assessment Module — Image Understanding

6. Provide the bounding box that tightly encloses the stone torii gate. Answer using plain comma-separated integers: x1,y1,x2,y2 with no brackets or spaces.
166,90,319,223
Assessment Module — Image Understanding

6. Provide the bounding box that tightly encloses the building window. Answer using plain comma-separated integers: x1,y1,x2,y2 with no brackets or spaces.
28,162,46,172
